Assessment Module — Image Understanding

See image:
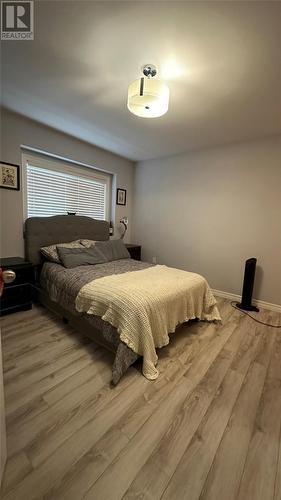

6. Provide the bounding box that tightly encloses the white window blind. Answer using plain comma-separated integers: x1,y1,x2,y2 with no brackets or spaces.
26,162,109,220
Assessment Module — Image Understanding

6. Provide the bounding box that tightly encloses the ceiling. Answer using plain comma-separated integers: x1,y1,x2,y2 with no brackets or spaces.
1,1,281,161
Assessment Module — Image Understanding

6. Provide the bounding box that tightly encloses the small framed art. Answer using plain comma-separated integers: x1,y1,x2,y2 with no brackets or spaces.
116,188,127,206
0,162,20,191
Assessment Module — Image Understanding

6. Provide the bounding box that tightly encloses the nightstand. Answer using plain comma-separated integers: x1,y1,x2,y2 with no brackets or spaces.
125,244,141,261
0,257,34,316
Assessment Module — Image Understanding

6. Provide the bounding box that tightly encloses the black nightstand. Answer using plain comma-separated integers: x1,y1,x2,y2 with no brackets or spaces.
0,257,34,316
125,244,141,261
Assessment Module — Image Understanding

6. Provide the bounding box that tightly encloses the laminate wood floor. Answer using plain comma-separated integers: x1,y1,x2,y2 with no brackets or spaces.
0,299,281,500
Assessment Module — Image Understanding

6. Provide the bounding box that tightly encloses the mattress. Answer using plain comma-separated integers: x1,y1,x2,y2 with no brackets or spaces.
40,258,153,383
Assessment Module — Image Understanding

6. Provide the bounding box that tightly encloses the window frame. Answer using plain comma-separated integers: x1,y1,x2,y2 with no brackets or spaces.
22,150,112,222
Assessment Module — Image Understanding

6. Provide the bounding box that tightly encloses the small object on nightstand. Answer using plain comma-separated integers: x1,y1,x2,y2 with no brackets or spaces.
0,257,34,316
120,217,128,239
125,244,141,261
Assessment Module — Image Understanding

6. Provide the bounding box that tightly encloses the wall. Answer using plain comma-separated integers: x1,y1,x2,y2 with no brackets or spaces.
132,136,281,305
0,108,135,257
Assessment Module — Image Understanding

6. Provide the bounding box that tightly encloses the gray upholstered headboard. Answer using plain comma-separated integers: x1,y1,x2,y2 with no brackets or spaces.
24,215,109,265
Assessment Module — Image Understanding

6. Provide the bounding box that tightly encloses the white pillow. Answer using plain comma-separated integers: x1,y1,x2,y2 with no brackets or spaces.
80,239,97,248
41,240,83,263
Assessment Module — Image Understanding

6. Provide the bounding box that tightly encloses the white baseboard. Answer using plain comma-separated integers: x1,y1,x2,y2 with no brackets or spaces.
212,289,281,313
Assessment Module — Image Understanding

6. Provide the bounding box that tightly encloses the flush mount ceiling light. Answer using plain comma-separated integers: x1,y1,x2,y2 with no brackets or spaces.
127,64,169,118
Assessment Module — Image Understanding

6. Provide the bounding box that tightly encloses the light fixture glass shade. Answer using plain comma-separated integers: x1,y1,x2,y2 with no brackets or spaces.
127,78,169,118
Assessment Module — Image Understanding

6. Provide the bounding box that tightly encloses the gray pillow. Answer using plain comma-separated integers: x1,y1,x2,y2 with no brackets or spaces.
95,239,130,262
57,246,107,268
41,240,83,263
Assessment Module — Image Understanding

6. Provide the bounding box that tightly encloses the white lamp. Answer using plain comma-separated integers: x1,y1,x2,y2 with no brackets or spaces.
120,216,128,239
127,65,169,118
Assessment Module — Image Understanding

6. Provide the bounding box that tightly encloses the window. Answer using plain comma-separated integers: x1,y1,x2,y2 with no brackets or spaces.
23,152,111,221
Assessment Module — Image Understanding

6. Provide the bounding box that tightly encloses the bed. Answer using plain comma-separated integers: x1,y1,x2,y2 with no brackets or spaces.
25,215,220,384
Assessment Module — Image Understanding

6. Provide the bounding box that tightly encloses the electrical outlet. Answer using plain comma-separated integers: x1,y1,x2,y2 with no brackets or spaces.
152,256,157,264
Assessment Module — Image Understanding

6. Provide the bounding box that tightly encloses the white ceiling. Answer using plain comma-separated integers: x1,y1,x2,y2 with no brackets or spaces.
1,1,281,161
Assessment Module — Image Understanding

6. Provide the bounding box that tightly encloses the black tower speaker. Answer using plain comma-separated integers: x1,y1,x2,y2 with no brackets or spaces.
236,257,259,312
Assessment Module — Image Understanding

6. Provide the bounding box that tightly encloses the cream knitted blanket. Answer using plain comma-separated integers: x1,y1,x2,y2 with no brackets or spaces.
75,265,221,380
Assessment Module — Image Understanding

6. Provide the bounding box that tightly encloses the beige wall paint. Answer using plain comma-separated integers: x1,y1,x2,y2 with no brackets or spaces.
0,108,135,258
0,334,7,485
132,137,281,305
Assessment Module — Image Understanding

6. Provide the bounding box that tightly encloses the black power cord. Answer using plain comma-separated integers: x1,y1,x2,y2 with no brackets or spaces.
231,301,281,328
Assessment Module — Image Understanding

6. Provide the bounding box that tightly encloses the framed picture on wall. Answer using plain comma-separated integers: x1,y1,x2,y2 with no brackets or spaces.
116,188,127,206
0,162,20,191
